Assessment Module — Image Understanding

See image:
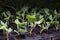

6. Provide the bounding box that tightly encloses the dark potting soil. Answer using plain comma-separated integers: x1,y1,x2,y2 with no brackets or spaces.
0,33,6,40
9,32,18,37
32,25,41,34
0,32,60,40
0,29,3,33
16,33,26,39
24,32,60,40
24,34,52,40
9,36,16,40
8,23,17,30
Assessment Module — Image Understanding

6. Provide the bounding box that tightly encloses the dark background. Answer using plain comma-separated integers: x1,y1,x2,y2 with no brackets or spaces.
0,0,60,10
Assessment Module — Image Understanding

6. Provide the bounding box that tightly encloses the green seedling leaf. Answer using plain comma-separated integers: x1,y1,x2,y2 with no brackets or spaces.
30,23,34,28
18,28,27,33
39,15,44,19
49,21,59,25
2,11,11,21
0,21,5,25
0,21,12,33
5,28,12,33
0,21,8,30
15,19,20,26
40,22,50,33
6,11,11,17
19,22,26,27
16,11,21,16
44,8,49,15
35,18,44,24
21,6,29,12
14,30,19,34
26,15,36,22
2,12,7,18
49,15,53,21
54,9,57,14
55,14,60,18
4,17,10,20
15,19,26,27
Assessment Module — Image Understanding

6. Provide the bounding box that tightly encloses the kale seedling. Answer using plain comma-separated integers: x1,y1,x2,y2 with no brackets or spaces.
0,21,12,40
26,15,36,34
15,19,27,34
2,11,12,24
48,10,60,30
34,15,50,33
16,6,29,22
40,22,50,33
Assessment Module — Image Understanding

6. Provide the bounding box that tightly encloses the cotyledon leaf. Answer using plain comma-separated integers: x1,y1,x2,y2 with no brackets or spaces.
18,28,27,33
49,21,59,25
35,18,44,24
26,15,36,22
15,19,26,27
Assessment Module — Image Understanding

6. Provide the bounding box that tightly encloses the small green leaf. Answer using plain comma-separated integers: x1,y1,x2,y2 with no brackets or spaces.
5,28,12,33
19,22,26,27
49,21,59,25
15,19,20,26
0,21,8,30
49,15,53,21
40,22,50,33
15,19,26,27
54,10,57,14
26,15,36,22
1,21,5,25
18,28,27,33
35,18,44,24
2,12,7,18
39,15,44,19
55,14,60,18
6,11,11,17
44,8,49,15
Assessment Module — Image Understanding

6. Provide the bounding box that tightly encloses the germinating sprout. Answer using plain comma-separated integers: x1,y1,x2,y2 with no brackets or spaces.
39,15,44,19
0,21,8,29
15,19,27,27
15,18,27,34
0,20,12,32
0,20,12,40
54,10,60,20
40,22,50,33
2,11,11,20
35,18,44,24
2,11,12,24
26,15,37,34
54,9,58,14
48,15,53,21
16,9,27,22
44,8,50,15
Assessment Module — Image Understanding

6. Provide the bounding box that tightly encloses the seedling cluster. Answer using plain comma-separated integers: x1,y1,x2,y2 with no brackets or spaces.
0,7,60,40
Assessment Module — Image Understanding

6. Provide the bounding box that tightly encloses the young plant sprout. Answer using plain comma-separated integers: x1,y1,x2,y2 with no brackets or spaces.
48,10,60,30
0,21,12,40
35,15,49,33
35,16,44,25
16,11,24,22
2,11,12,24
15,19,27,34
40,22,50,33
26,15,36,34
16,6,29,22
